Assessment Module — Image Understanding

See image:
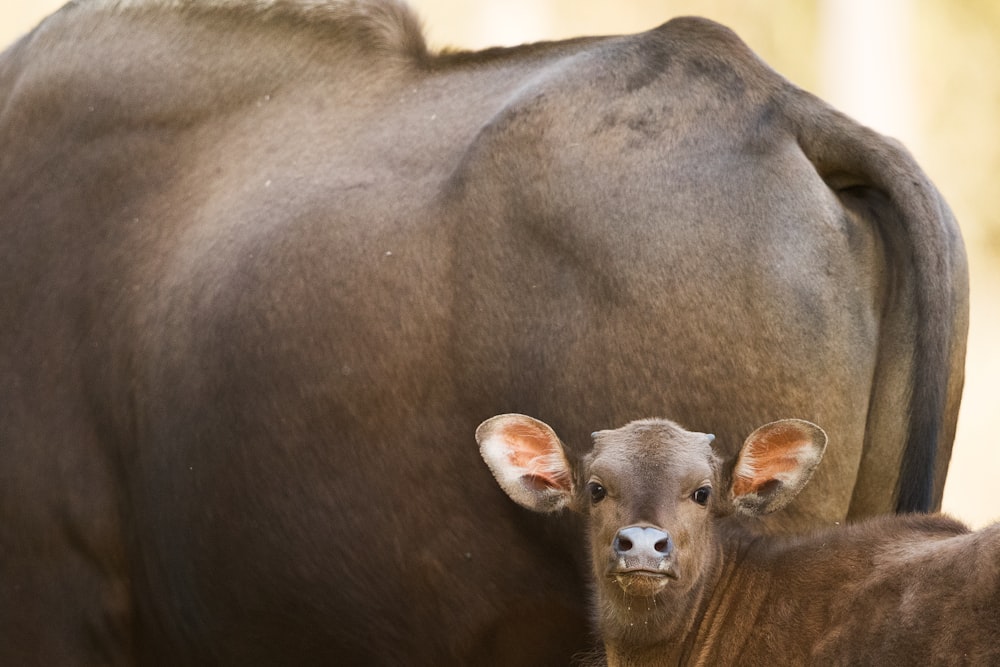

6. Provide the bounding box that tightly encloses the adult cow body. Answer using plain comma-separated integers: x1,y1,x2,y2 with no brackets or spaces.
0,1,967,665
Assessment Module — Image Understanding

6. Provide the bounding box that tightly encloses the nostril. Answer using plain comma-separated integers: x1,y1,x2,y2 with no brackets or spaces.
614,535,634,554
654,537,670,554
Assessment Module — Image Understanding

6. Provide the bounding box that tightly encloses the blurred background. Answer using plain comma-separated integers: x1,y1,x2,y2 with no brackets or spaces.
3,0,998,526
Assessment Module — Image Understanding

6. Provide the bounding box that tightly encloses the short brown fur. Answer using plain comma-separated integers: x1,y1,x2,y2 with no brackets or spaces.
481,415,999,665
1,1,966,664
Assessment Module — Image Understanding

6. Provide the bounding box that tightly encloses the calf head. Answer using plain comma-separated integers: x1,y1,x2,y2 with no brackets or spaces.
477,415,826,646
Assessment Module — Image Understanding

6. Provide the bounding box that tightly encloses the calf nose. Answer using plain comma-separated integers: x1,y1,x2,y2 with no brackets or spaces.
613,526,673,559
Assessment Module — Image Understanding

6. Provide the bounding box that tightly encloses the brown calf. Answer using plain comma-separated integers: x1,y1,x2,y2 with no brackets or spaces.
478,415,1000,665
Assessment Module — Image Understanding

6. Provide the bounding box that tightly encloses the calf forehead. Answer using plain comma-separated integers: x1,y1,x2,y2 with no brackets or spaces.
590,419,715,481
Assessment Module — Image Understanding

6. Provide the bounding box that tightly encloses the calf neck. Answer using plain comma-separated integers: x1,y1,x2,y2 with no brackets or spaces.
478,415,1000,665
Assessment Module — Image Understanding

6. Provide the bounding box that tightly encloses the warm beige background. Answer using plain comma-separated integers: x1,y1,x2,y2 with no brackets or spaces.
4,1,999,527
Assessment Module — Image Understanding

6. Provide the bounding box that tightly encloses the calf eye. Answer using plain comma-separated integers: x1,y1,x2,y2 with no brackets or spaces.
587,482,607,503
692,486,711,506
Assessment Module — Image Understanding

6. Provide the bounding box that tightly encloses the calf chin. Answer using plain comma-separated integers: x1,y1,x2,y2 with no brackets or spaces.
596,587,691,652
612,572,675,597
596,565,704,649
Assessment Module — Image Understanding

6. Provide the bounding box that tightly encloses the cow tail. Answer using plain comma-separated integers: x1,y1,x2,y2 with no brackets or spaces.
789,92,969,513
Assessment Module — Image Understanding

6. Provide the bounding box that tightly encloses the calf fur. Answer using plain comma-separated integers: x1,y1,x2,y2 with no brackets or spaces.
478,415,1000,666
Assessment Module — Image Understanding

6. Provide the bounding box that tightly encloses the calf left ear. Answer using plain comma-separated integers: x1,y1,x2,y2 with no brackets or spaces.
476,414,575,513
729,419,827,517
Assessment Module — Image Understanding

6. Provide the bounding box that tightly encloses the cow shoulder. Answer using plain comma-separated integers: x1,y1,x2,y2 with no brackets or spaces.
9,0,426,140
83,0,427,59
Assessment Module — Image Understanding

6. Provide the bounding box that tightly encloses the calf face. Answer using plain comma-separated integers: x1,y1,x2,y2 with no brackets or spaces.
477,415,827,646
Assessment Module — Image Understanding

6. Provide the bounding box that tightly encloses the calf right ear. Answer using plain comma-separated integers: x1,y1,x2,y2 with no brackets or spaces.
476,414,575,513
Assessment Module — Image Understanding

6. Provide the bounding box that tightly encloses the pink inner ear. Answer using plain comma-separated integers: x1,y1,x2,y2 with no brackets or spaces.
732,427,811,496
501,423,572,491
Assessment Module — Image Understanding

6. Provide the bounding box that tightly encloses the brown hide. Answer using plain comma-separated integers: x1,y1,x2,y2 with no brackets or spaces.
517,417,996,666
697,516,1000,666
0,1,967,664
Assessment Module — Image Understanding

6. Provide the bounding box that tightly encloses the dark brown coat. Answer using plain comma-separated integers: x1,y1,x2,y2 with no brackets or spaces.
0,0,966,664
480,415,999,665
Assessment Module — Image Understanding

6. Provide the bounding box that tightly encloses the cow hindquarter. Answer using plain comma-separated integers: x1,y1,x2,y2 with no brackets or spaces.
445,40,883,533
